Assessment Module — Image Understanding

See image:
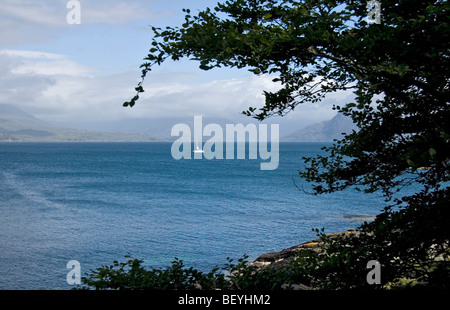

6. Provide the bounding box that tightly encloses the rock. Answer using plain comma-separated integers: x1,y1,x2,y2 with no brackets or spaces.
251,229,359,269
248,229,360,290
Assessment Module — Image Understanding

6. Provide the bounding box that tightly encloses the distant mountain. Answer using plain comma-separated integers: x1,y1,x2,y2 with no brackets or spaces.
72,117,224,139
0,103,358,143
76,117,253,141
0,104,160,142
0,104,49,130
282,113,357,142
62,116,302,141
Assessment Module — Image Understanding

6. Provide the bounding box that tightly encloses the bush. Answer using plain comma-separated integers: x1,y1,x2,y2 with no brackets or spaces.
82,188,449,290
81,255,297,290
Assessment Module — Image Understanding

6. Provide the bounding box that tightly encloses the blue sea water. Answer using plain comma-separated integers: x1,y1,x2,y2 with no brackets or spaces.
0,142,388,290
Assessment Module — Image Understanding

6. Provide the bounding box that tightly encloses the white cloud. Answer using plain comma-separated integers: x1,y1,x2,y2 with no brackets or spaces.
134,74,278,118
0,49,65,60
12,59,96,77
0,47,354,131
0,49,96,77
0,53,56,106
0,0,160,46
130,71,350,127
0,0,67,27
0,0,357,135
0,50,148,123
0,0,155,26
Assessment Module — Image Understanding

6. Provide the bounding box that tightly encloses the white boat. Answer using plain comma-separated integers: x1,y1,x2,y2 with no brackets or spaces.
193,141,204,153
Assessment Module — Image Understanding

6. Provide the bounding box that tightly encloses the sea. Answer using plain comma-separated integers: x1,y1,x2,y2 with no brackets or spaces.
0,142,389,290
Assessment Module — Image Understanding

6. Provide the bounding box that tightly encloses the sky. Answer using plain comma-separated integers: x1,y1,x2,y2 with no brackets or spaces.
0,0,353,130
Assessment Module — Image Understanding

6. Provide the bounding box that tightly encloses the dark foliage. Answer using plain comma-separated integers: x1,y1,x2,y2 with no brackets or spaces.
115,0,450,289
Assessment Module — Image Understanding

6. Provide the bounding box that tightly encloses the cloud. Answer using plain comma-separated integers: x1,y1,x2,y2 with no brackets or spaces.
0,49,154,123
0,49,65,60
0,52,56,106
0,49,96,77
0,0,158,46
0,0,67,27
134,71,351,124
0,47,354,132
0,0,155,26
12,59,96,77
0,1,357,135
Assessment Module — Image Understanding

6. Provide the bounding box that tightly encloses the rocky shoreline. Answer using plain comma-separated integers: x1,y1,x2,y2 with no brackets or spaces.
247,229,360,290
250,228,450,290
250,229,359,270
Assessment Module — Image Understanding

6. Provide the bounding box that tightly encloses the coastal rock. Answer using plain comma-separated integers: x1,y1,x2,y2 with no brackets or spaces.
251,229,359,270
249,229,359,290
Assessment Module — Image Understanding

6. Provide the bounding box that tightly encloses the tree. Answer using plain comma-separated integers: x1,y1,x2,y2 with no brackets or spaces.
123,0,450,288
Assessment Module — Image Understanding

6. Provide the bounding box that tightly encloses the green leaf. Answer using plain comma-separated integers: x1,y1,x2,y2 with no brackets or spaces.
428,148,437,158
263,13,272,20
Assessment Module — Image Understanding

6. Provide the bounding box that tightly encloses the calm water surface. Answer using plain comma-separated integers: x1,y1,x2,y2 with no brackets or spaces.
0,142,387,289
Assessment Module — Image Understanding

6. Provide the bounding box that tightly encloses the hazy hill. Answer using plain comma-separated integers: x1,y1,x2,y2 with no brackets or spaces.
61,116,302,141
0,104,358,143
0,104,160,142
72,117,236,140
0,104,49,130
282,113,357,142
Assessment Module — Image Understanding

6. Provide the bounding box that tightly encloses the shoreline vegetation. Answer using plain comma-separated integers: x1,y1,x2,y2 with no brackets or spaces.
81,224,450,291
